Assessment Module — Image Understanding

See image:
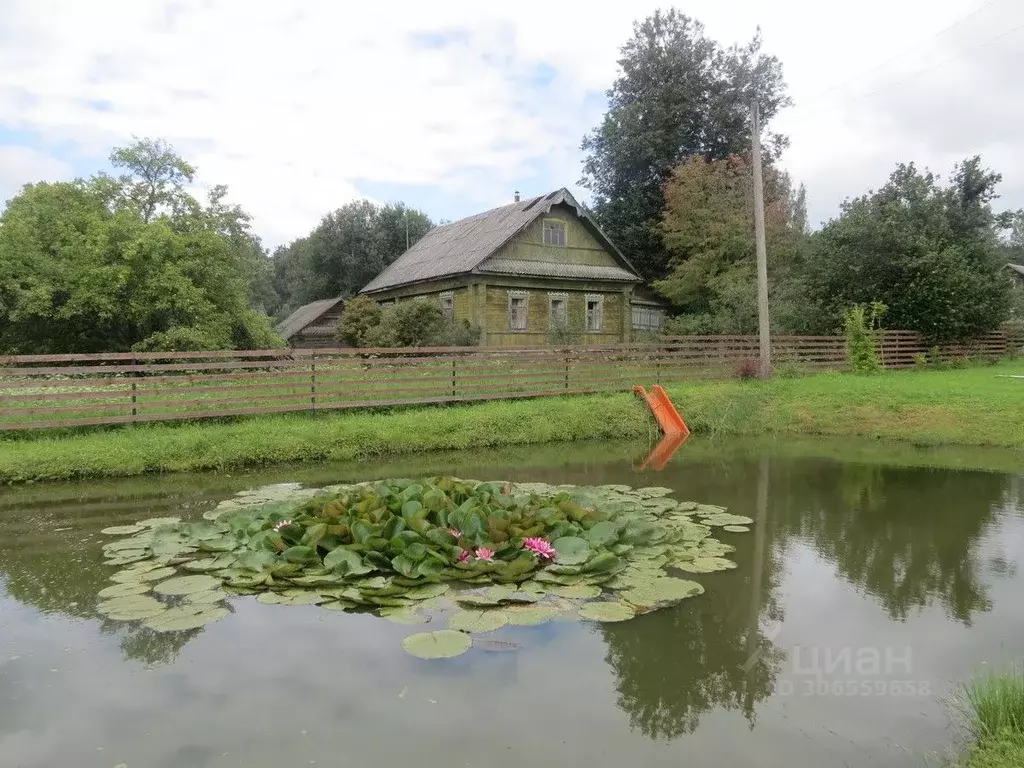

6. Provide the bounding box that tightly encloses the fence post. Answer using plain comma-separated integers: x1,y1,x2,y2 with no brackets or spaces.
451,358,457,398
309,350,317,414
130,356,139,420
564,348,570,390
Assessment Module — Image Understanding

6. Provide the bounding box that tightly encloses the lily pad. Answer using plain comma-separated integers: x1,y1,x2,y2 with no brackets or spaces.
722,525,751,533
448,609,508,633
97,582,152,599
500,605,560,626
101,524,146,535
137,517,182,528
552,536,591,566
579,601,636,622
322,600,360,612
97,594,166,617
379,606,428,624
620,577,705,609
184,590,228,605
153,575,221,596
136,567,178,582
637,487,675,498
548,584,602,600
143,606,230,632
406,583,450,600
676,556,738,573
104,552,151,565
402,630,473,659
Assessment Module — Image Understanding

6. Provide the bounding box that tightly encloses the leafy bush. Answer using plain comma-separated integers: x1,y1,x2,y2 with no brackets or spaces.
352,300,481,348
335,296,382,347
913,352,929,369
844,302,887,374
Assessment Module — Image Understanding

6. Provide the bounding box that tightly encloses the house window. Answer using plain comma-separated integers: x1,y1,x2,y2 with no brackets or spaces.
632,306,665,331
543,219,567,246
508,292,529,331
440,291,454,321
585,295,603,332
548,294,568,329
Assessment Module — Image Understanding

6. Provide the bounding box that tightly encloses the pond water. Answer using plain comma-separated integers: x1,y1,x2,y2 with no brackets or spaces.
2,438,1023,768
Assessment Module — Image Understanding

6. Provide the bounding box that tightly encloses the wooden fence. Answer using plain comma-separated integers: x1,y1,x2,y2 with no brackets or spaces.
0,330,1013,431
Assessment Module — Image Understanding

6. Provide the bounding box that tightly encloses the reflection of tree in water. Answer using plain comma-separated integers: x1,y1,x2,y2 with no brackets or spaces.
0,490,214,665
773,461,1007,625
601,459,785,741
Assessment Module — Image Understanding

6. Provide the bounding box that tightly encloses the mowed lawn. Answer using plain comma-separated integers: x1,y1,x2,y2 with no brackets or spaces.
0,360,1021,482
670,359,1024,448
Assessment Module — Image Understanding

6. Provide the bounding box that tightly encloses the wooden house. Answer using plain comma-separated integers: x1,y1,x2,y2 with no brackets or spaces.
276,296,345,348
359,188,666,346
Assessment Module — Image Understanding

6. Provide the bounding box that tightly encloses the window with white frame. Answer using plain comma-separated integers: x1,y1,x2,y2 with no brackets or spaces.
542,219,567,246
548,294,568,329
632,305,664,331
508,291,529,331
585,295,604,332
440,291,454,321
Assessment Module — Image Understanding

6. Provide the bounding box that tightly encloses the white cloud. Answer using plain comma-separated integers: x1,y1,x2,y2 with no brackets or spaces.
1,0,1022,245
0,145,73,204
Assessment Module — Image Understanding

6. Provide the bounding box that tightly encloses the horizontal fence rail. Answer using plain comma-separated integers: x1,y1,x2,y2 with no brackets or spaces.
0,330,1012,431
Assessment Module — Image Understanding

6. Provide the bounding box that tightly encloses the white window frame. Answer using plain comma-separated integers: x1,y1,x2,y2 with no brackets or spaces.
507,290,529,332
542,219,567,246
547,292,568,330
439,291,454,321
585,294,604,333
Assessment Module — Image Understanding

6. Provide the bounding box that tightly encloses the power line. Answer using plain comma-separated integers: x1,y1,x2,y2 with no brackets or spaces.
853,19,1024,101
792,0,1012,110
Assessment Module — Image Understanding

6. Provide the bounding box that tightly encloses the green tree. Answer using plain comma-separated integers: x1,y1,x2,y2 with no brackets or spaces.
657,155,809,333
806,157,1014,342
0,139,282,353
335,295,383,347
580,10,789,280
364,302,480,348
272,201,432,316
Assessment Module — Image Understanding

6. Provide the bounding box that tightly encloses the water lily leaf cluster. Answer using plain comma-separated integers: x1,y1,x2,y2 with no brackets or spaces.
96,478,752,656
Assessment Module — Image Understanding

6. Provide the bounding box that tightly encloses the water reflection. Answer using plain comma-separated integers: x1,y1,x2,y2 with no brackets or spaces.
602,457,785,739
0,438,1021,765
772,461,1009,624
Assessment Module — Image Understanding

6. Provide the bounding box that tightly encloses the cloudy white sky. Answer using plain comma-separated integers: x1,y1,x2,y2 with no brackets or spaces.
1,0,1022,249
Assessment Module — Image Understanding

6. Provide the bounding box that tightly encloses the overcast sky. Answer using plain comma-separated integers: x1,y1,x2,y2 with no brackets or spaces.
1,0,1022,249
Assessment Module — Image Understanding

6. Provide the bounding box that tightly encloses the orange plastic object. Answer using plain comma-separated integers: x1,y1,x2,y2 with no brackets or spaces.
632,384,690,437
635,431,688,472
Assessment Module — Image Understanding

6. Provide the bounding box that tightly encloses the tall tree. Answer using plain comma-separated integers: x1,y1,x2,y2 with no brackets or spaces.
272,201,432,316
806,157,1014,341
95,137,198,223
580,10,789,280
0,139,282,353
656,155,809,333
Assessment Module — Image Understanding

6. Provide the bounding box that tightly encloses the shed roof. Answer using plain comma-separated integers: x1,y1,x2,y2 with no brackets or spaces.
360,188,639,293
1008,263,1024,278
275,296,344,340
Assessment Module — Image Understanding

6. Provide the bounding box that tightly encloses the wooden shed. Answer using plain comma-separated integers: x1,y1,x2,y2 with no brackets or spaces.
276,296,345,348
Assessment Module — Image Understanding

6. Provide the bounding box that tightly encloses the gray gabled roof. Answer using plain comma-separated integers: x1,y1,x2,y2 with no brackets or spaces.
1008,263,1024,278
360,188,639,293
275,296,344,340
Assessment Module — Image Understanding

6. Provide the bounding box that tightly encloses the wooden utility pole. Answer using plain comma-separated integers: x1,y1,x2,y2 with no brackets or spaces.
751,99,772,378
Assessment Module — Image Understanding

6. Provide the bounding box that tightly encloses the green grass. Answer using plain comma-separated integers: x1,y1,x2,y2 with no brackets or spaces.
953,667,1024,767
669,359,1024,448
1,360,1021,483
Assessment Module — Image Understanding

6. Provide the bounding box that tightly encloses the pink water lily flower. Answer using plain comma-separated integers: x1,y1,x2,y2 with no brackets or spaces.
457,550,470,563
523,537,556,560
475,547,495,561
449,528,461,538
273,519,292,532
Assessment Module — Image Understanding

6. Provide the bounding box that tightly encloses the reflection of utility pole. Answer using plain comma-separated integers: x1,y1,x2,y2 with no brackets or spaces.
751,99,772,378
405,209,410,251
743,456,769,711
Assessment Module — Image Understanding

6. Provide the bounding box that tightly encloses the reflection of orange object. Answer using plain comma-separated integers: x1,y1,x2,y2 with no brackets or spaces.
632,385,690,437
635,431,688,471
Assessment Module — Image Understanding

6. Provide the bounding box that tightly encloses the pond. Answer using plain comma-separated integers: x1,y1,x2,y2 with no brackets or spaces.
1,437,1023,767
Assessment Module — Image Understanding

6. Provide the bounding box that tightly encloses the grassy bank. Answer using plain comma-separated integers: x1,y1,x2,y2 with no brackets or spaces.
1,361,1021,483
955,668,1024,767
